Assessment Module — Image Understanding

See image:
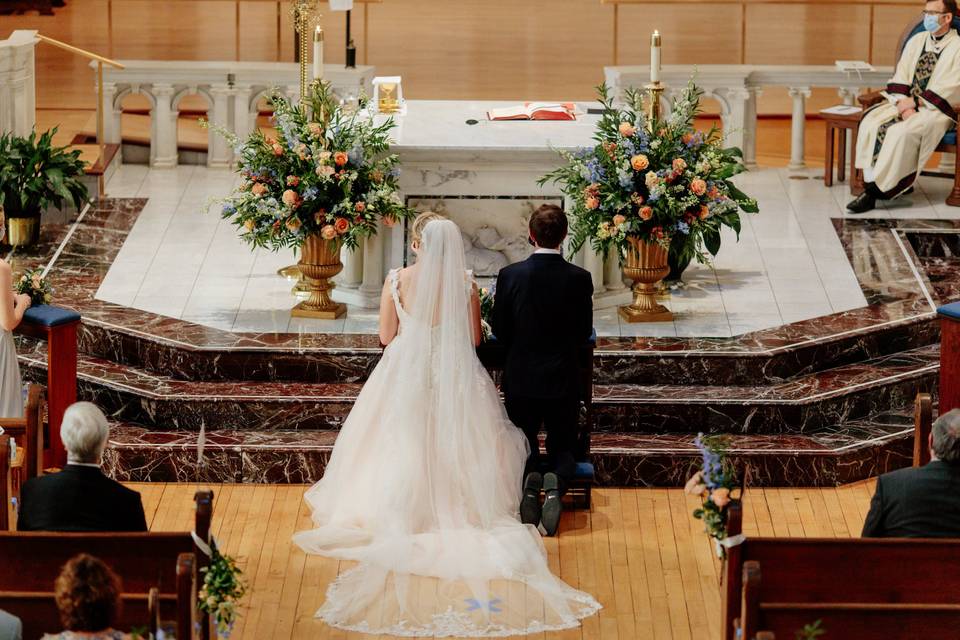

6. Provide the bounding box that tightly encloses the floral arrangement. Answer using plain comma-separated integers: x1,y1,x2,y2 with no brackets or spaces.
539,81,758,273
685,433,742,558
198,541,246,639
14,268,52,306
206,80,413,252
479,284,495,341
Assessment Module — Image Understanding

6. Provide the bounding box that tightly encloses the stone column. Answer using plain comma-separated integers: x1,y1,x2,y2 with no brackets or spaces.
232,85,254,160
721,87,757,169
787,86,812,171
0,30,37,137
357,220,385,307
583,246,605,296
207,84,233,168
102,82,122,144
150,84,178,168
604,251,626,293
337,241,364,291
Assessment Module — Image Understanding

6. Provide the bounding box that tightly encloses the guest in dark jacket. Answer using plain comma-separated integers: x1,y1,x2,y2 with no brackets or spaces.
17,402,147,532
492,204,594,536
863,408,960,538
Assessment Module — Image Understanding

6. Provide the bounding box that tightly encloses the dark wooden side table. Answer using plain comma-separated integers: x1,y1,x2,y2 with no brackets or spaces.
821,107,862,187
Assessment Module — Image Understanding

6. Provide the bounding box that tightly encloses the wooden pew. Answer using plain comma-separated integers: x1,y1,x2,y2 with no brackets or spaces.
723,502,960,640
0,384,44,530
914,392,933,467
0,489,213,639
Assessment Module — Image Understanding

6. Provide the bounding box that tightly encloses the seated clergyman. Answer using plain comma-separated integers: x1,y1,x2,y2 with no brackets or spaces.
848,0,960,214
862,408,960,538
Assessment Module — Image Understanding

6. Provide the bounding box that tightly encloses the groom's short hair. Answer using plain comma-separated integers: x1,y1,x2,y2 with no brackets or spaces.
530,204,568,249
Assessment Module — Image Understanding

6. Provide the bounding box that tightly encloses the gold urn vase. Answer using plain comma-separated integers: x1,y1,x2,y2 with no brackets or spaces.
618,236,673,323
290,234,347,319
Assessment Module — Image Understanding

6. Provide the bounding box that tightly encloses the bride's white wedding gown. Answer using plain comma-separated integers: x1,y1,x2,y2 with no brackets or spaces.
293,219,600,637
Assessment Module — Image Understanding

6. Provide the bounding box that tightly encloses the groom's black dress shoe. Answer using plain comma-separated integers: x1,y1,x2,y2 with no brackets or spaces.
541,473,563,536
846,191,876,214
520,472,543,526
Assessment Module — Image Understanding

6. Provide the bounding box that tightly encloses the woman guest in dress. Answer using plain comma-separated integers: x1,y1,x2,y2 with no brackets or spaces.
41,554,129,640
0,207,31,418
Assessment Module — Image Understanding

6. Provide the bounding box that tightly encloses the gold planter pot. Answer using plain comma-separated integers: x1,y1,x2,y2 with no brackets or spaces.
618,236,673,323
290,234,347,319
5,214,41,248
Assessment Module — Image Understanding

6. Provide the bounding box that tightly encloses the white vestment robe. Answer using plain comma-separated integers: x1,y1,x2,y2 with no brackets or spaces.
856,29,960,196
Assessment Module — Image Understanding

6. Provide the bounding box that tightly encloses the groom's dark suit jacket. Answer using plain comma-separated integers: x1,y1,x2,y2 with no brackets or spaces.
861,460,960,538
492,252,594,399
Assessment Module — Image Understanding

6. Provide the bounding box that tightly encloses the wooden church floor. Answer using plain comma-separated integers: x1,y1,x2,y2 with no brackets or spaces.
136,481,877,640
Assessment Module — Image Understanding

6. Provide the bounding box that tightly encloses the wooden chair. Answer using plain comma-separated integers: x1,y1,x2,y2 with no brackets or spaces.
0,384,45,530
722,502,960,640
854,16,960,205
913,392,933,467
0,489,213,639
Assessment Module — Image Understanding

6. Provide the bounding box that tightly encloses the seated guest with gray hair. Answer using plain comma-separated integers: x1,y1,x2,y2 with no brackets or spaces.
862,408,960,537
17,402,147,532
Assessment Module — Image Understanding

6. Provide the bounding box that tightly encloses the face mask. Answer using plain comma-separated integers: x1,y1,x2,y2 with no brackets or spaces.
925,14,944,32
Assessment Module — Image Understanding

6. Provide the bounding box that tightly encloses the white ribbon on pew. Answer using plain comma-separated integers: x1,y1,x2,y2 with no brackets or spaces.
720,534,746,548
191,531,214,558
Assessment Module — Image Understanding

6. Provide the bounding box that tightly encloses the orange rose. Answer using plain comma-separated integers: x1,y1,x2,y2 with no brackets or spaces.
618,122,636,137
354,201,366,212
281,189,299,207
612,214,626,226
631,154,649,172
334,217,350,235
320,224,337,240
691,178,707,196
699,205,710,220
251,183,267,196
672,158,687,172
707,186,720,199
286,176,300,187
639,206,653,220
585,196,600,210
307,122,323,138
334,151,348,166
710,487,731,508
272,143,284,156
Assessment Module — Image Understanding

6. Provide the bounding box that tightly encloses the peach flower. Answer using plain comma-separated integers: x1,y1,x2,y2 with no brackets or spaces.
285,217,302,232
271,143,284,157
710,487,731,508
286,175,300,187
672,158,687,172
707,185,720,199
631,154,649,172
251,183,267,196
282,190,300,207
684,471,706,496
690,178,707,196
383,215,397,227
639,206,653,220
699,205,710,220
316,165,335,178
334,217,350,235
334,151,349,166
612,214,626,226
585,196,600,210
320,224,337,240
618,122,636,137
354,201,366,213
243,219,256,232
307,122,323,138
645,171,659,189
317,151,332,162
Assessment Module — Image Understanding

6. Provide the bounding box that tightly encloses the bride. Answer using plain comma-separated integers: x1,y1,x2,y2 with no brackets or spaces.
293,212,600,636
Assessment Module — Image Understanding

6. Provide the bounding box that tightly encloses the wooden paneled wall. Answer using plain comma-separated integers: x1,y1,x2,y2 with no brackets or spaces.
0,0,926,112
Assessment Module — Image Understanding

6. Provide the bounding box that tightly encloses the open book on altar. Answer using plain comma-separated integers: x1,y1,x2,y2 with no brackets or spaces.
486,102,576,121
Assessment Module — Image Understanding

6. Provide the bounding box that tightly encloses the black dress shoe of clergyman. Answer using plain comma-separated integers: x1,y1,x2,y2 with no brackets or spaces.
541,472,563,536
846,191,877,214
520,472,543,526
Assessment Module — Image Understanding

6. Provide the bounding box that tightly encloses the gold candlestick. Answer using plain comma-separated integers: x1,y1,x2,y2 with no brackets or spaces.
292,1,320,107
645,81,664,131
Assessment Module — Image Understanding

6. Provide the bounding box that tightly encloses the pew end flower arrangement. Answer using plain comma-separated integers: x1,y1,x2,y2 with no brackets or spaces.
206,80,412,317
198,540,247,639
539,80,758,320
685,433,743,559
478,284,495,341
15,267,52,306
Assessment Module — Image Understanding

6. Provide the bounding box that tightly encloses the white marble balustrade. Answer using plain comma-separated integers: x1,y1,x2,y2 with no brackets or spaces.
93,60,375,169
0,30,37,137
605,65,894,171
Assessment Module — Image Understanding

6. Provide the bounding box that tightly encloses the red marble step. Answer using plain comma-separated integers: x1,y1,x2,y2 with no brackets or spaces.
17,337,938,435
101,409,915,487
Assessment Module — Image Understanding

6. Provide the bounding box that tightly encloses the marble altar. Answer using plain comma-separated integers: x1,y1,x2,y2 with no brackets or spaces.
338,99,631,310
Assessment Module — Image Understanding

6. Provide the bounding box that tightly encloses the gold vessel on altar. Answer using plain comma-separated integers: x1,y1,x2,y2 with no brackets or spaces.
618,236,672,323
291,234,347,319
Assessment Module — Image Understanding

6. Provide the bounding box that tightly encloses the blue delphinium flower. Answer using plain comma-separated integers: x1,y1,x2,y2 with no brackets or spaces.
222,203,236,216
586,157,605,182
677,221,690,235
348,144,364,165
302,186,319,202
695,433,724,489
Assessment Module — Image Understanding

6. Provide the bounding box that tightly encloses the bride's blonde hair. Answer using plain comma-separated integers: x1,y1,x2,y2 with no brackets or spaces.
410,211,446,246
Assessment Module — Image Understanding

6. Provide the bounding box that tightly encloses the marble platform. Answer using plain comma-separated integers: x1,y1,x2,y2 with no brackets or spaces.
11,166,960,487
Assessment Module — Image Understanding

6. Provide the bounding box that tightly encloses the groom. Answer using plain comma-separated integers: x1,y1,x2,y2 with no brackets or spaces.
492,204,594,536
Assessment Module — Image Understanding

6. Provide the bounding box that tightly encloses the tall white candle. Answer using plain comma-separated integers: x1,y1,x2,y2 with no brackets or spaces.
313,26,324,81
650,30,661,84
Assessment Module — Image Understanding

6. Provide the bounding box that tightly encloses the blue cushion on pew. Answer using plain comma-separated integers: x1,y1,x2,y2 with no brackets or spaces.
574,461,594,481
943,130,957,147
22,305,81,328
938,302,960,320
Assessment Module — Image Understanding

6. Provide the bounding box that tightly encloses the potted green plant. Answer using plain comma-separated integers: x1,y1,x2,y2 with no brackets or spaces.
0,127,89,247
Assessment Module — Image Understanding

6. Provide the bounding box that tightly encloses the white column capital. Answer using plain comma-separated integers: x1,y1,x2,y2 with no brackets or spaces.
788,86,812,99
